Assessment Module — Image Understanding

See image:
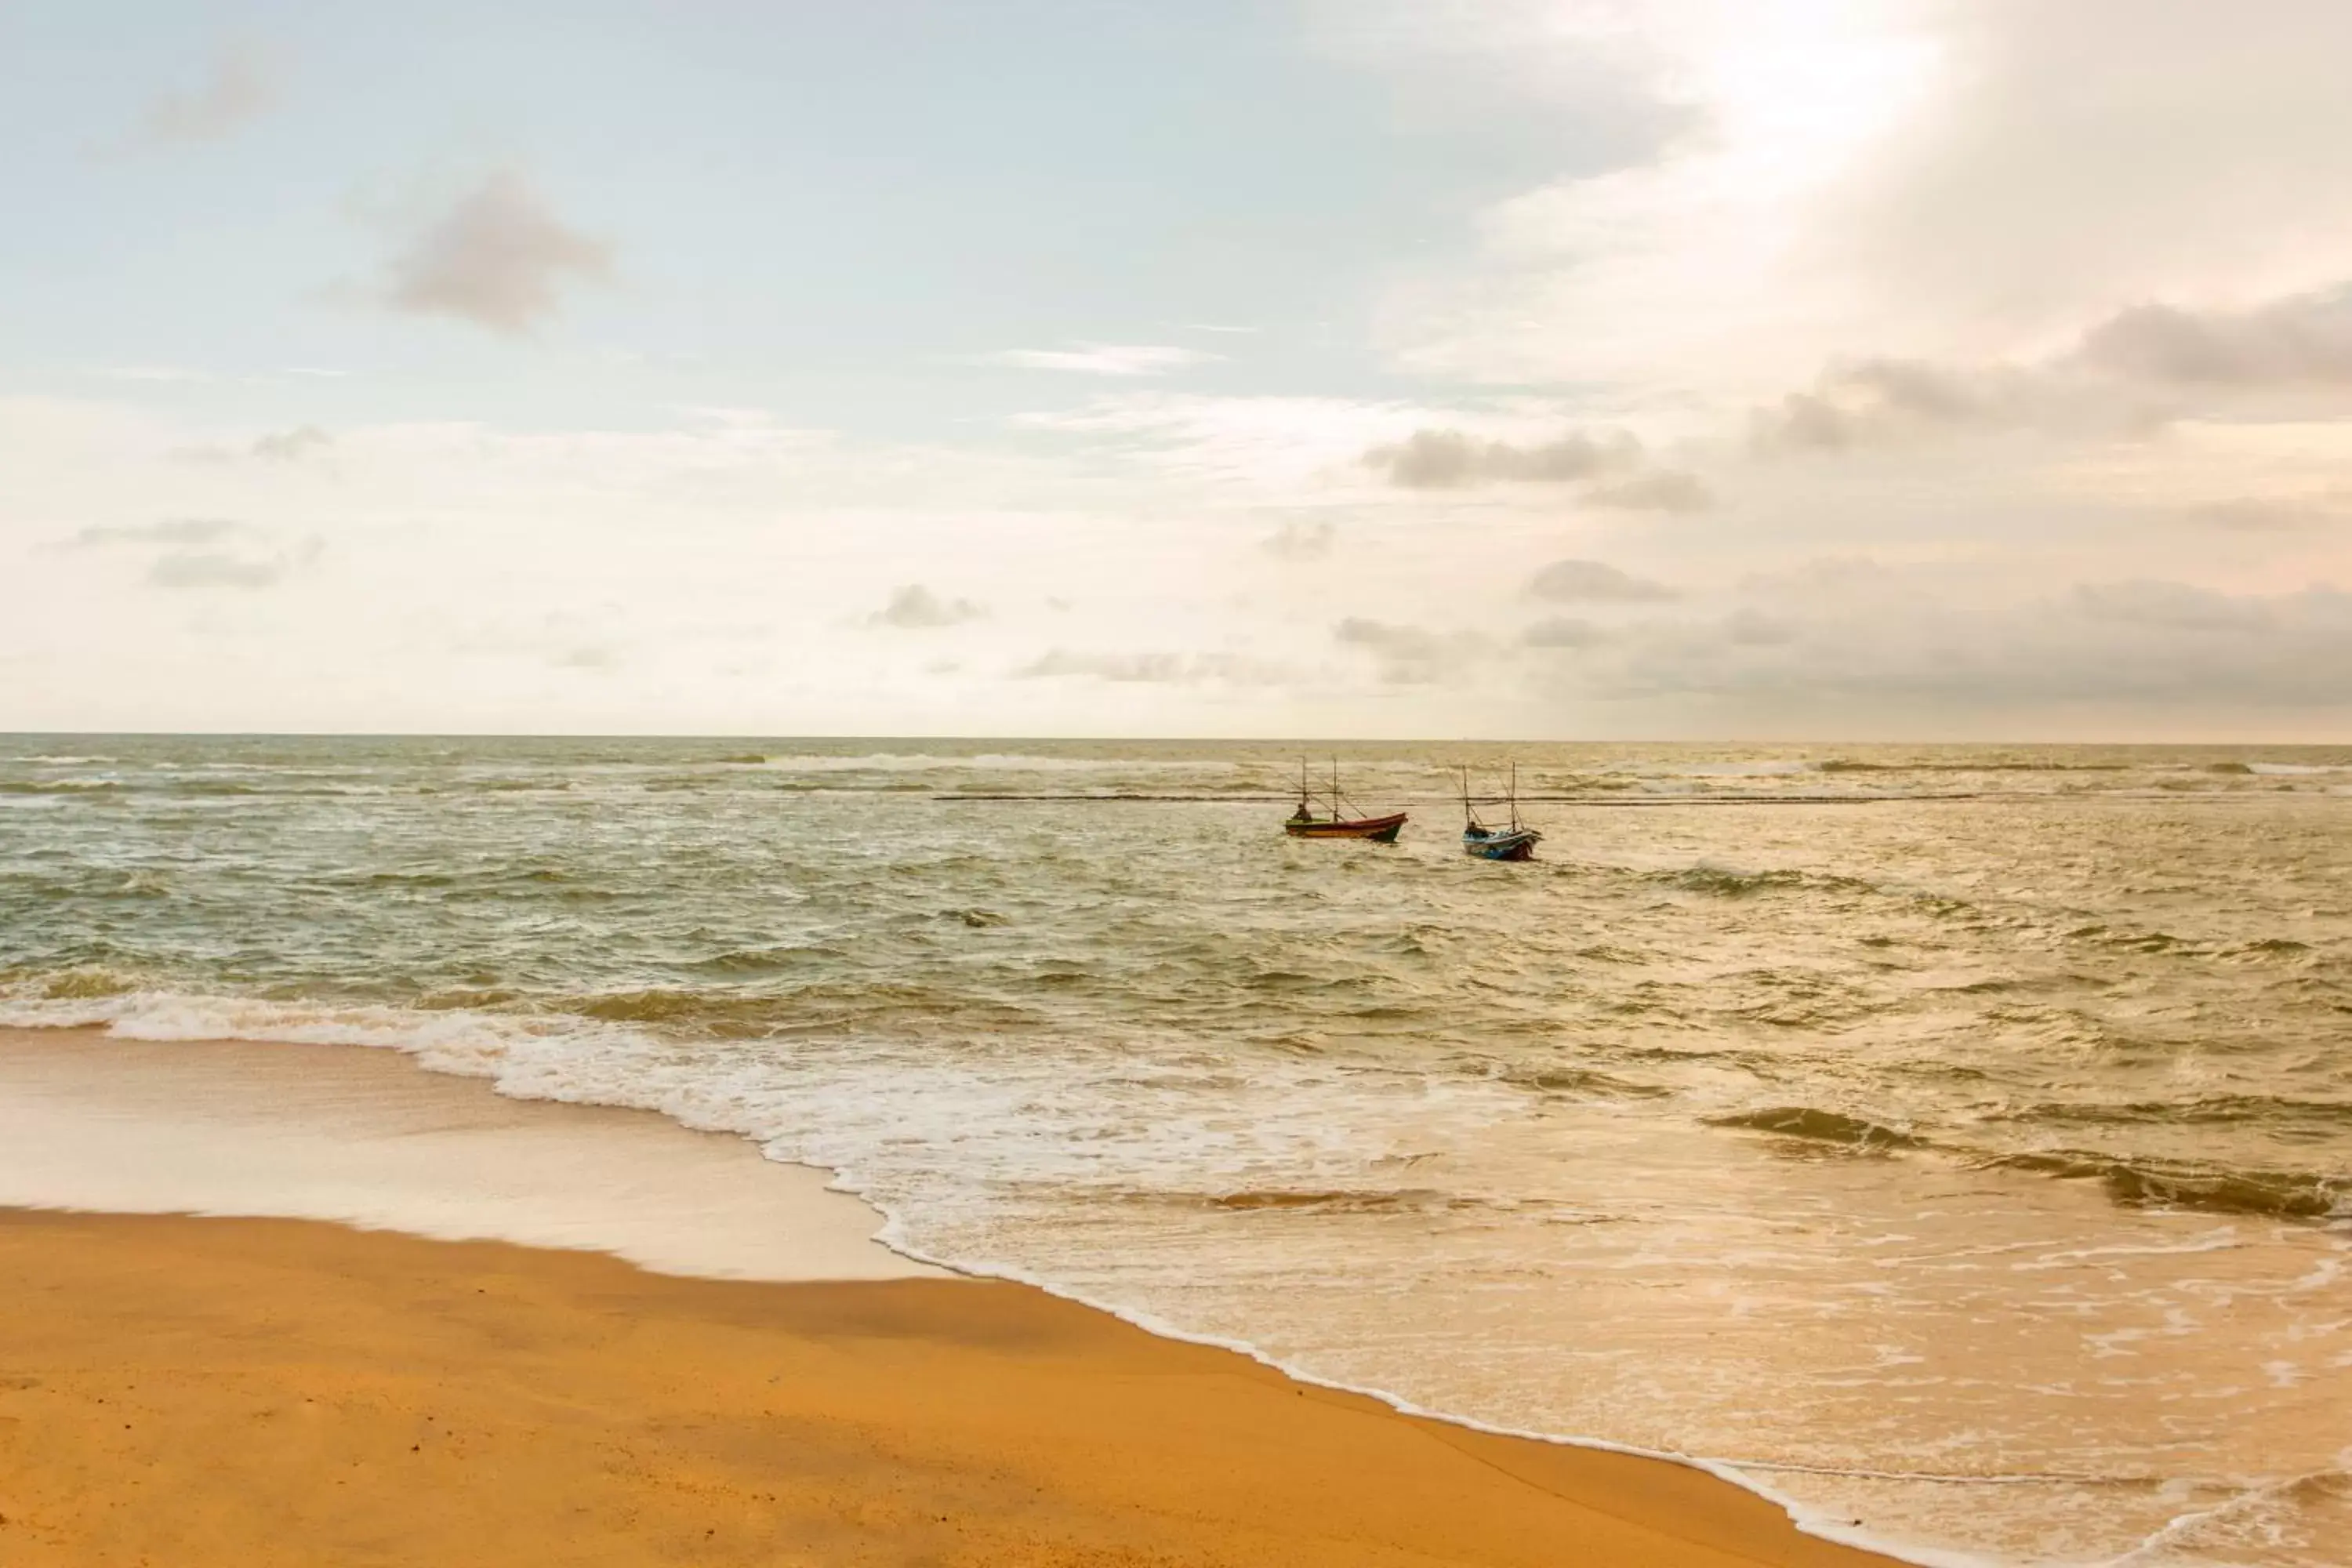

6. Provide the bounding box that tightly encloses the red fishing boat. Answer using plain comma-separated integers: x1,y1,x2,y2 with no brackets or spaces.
1283,758,1408,842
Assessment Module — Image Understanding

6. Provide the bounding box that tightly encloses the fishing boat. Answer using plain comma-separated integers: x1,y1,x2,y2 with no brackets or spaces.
1461,764,1542,861
1283,757,1408,842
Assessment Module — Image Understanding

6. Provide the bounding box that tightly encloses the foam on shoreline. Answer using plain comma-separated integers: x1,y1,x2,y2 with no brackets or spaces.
0,1020,1951,1567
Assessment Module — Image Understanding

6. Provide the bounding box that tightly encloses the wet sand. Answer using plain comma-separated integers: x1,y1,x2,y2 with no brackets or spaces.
0,1029,1894,1566
0,1027,938,1281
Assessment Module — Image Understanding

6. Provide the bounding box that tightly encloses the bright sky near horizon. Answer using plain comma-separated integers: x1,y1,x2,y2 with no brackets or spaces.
5,1,2352,739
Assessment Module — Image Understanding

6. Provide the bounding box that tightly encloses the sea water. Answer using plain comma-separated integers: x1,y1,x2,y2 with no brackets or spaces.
2,736,2347,1566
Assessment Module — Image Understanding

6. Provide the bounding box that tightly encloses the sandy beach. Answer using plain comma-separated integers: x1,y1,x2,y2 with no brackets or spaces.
0,1028,1891,1567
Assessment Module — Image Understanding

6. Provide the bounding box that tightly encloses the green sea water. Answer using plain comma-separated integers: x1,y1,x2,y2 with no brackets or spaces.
4,736,2349,1566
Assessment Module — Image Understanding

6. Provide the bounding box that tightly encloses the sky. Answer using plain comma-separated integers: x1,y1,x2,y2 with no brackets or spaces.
5,0,2352,739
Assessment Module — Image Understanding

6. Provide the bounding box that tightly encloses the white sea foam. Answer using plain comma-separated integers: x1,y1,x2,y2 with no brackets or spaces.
8,737,2352,1566
9,986,2348,1567
0,999,1998,1568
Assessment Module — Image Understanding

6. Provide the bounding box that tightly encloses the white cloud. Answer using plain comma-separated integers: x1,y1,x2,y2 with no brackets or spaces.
1527,559,1677,603
1584,469,1714,512
1333,617,1490,684
252,426,332,462
97,366,212,384
1261,519,1337,560
63,518,320,591
1540,563,2352,729
1373,1,2352,408
70,518,243,548
869,584,985,629
1015,649,1287,684
1523,616,1605,649
986,344,1218,376
148,550,291,590
2078,289,2352,387
1363,427,1642,488
384,172,612,335
120,42,279,151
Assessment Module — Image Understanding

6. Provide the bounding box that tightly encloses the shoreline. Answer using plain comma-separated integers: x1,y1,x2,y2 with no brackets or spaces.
0,1023,1904,1566
0,1207,1899,1566
0,1025,939,1283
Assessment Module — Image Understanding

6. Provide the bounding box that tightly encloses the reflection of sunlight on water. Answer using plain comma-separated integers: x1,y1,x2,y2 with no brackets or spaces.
3,735,2351,1566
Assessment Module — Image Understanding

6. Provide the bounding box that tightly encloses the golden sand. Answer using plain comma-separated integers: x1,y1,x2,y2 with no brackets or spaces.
0,1208,1893,1567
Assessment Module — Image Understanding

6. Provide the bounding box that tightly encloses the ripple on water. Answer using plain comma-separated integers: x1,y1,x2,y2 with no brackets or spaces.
3,737,2350,1566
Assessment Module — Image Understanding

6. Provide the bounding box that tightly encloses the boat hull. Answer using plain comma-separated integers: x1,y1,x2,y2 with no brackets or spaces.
1285,812,1408,843
1463,828,1540,861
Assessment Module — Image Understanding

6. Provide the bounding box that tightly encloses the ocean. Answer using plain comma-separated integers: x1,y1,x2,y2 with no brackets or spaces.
2,735,2347,1566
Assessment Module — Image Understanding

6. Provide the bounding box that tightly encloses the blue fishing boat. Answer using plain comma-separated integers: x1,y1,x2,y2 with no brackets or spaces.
1461,764,1541,862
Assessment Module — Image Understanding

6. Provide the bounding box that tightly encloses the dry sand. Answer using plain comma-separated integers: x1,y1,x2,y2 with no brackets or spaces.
0,1029,1895,1566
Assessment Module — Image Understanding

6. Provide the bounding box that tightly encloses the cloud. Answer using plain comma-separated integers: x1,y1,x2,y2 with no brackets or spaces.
121,43,278,151
96,365,212,383
868,583,985,629
1522,616,1604,649
1371,3,2352,406
1014,649,1287,684
2077,288,2352,386
1541,564,2352,718
1014,392,1422,495
1749,358,2027,453
1527,559,1677,603
1722,607,1796,646
1749,284,2352,458
64,517,318,590
985,344,1217,376
1332,617,1488,684
1261,519,1336,559
251,426,332,462
70,518,242,548
2074,580,2276,632
147,550,288,590
2184,495,2352,531
385,172,612,335
1363,427,1642,489
1584,470,1714,512
1746,350,2152,456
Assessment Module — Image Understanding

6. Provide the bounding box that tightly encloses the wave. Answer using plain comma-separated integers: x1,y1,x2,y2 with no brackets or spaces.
1205,1187,1468,1214
0,982,2338,1566
1990,1094,2352,1131
1665,862,1813,897
3,967,147,1001
1652,862,1949,910
1708,1105,1927,1150
749,752,1240,775
1814,759,2133,774
1980,1151,2347,1220
1502,1064,1673,1099
2220,937,2312,960
1708,1102,2348,1217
